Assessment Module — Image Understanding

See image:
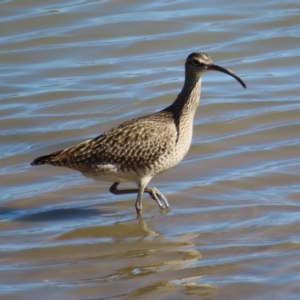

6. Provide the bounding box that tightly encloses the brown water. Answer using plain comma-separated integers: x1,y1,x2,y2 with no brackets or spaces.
1,0,300,299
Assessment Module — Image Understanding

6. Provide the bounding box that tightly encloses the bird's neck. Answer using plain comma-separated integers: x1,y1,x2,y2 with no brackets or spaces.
167,72,202,118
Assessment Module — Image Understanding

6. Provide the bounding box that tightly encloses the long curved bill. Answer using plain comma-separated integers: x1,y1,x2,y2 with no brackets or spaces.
208,64,247,88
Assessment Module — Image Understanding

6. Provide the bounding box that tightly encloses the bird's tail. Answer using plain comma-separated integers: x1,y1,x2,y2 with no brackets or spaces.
31,150,64,166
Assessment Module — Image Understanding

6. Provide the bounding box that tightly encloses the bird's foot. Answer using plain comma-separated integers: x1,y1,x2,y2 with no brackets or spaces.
145,187,170,209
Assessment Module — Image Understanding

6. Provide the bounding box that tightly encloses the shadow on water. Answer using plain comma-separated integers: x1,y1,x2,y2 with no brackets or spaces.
0,206,111,222
0,199,171,223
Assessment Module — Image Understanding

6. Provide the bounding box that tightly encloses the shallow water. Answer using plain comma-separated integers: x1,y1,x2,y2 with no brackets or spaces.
1,0,300,299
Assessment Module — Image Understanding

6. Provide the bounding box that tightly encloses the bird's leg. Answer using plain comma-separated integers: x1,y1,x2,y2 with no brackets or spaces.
109,182,166,209
135,182,146,214
110,182,140,195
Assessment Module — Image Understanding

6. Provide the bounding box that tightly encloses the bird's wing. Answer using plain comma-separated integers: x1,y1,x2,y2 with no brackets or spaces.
51,117,177,168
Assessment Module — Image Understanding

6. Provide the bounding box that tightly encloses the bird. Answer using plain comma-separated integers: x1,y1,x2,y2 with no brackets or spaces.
31,52,246,214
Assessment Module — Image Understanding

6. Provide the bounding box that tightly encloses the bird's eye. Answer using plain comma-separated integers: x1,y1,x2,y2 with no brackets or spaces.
192,59,199,66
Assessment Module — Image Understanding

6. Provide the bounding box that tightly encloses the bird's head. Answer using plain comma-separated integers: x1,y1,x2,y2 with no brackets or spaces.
185,52,246,88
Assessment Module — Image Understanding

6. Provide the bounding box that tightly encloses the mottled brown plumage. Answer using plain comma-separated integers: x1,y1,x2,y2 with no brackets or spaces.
31,52,246,213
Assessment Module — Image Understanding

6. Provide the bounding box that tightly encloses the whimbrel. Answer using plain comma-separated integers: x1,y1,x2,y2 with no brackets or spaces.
31,52,246,214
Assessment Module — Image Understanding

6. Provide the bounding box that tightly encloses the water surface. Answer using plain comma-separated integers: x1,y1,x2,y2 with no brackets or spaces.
1,0,300,299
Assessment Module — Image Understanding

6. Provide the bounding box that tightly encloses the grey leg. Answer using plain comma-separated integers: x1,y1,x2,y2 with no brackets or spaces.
109,182,169,209
135,183,145,214
110,182,140,195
